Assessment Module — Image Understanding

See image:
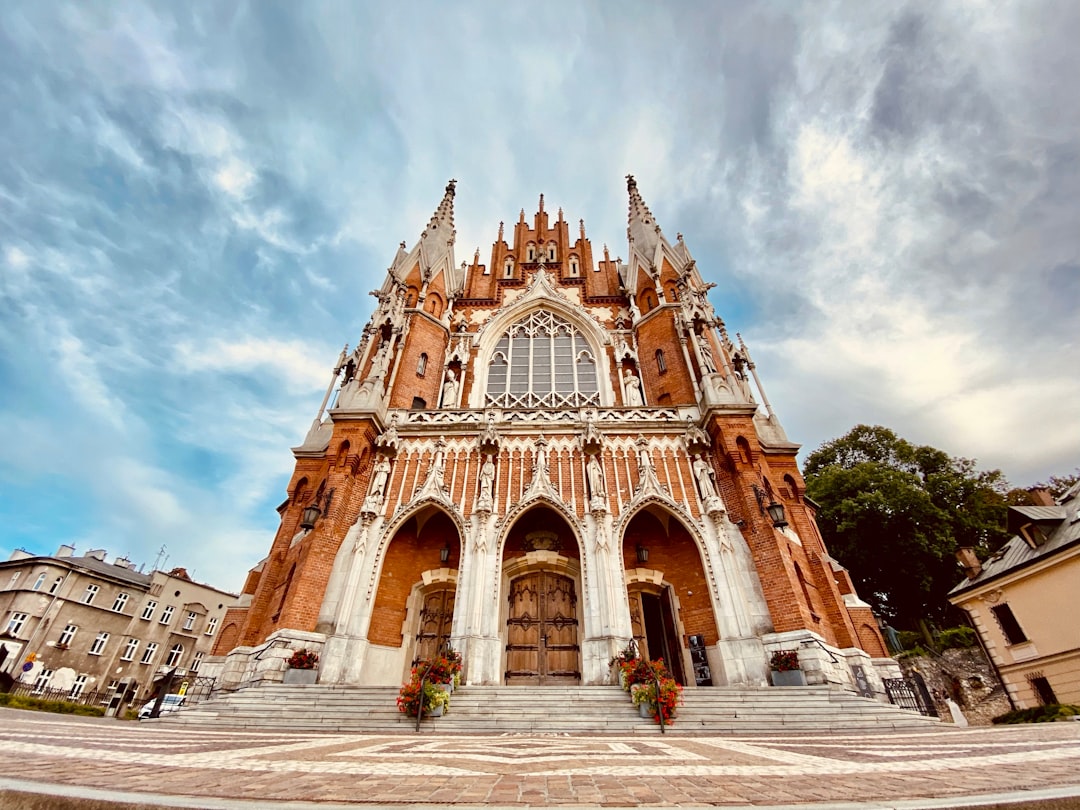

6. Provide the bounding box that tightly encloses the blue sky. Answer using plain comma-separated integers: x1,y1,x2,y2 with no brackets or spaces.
2,2,1078,590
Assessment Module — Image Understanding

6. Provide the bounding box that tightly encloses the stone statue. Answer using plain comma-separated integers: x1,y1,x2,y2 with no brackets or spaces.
477,454,495,510
587,455,606,501
623,368,644,407
636,437,653,472
442,370,459,408
699,337,717,373
369,340,392,380
692,454,719,501
368,456,391,501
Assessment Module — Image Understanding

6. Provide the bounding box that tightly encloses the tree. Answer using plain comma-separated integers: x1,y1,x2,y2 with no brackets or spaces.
804,426,1011,630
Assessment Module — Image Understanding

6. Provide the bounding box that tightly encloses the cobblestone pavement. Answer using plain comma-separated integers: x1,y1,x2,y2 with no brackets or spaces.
1,709,1079,808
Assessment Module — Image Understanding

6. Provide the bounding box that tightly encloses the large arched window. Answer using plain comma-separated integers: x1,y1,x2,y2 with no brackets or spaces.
485,310,599,408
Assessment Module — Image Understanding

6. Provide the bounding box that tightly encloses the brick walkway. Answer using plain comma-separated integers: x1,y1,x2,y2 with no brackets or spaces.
1,709,1079,808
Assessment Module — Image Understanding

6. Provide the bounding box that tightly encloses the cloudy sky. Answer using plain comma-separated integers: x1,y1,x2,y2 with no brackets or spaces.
2,1,1078,590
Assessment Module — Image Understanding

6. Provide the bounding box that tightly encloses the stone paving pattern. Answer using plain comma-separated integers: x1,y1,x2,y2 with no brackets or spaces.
1,709,1079,807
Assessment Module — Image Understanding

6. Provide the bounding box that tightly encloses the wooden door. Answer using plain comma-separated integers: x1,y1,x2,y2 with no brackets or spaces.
413,586,455,666
505,571,580,684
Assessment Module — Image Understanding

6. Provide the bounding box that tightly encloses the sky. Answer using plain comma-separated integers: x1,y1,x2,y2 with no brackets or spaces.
1,1,1078,591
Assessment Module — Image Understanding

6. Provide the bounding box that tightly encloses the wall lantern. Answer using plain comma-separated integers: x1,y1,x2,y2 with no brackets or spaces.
636,545,649,564
440,542,451,564
766,500,788,529
300,502,321,531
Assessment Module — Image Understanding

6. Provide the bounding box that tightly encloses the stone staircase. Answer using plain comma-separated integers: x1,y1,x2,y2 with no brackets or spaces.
154,684,940,735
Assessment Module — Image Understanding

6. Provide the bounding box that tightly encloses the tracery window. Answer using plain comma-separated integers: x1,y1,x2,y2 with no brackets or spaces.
485,310,599,408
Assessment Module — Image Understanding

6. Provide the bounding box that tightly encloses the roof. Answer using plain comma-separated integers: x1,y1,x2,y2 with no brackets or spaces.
950,488,1080,597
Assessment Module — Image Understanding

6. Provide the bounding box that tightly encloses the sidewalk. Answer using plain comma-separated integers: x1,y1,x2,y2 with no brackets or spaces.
0,708,1078,809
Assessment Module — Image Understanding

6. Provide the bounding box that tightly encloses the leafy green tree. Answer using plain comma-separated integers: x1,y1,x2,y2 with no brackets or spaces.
804,426,1011,630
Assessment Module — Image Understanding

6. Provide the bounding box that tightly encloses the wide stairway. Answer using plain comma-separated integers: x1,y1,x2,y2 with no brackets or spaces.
157,684,940,735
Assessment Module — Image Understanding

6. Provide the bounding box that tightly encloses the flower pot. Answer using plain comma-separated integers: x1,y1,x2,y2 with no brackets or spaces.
283,667,318,685
770,669,807,687
430,703,444,717
639,702,654,718
436,682,453,694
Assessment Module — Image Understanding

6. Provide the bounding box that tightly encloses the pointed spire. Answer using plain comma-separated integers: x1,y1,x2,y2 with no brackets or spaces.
626,174,670,265
497,221,504,242
557,206,564,223
603,244,610,263
579,219,586,240
425,179,456,234
626,174,656,227
519,208,526,224
473,246,480,264
538,193,545,215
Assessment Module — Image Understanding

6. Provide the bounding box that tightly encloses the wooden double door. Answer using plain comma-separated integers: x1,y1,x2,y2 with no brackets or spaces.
413,586,455,666
505,571,580,684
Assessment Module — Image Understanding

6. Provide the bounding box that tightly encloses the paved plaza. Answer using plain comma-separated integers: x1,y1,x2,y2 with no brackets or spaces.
1,709,1079,809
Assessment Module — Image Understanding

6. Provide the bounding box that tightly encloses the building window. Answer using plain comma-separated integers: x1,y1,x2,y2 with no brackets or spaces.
165,643,184,668
58,625,78,647
69,674,88,699
485,310,600,409
120,638,139,661
6,612,28,636
1029,674,1058,706
183,612,197,631
88,632,109,656
504,257,514,278
655,349,666,374
32,573,46,591
112,593,129,613
49,576,63,594
990,604,1028,645
141,600,156,621
547,242,556,261
568,256,579,276
32,669,53,694
140,642,158,665
82,584,99,605
160,605,174,625
417,353,428,377
7,572,20,588
191,651,204,672
205,617,219,636
526,243,535,262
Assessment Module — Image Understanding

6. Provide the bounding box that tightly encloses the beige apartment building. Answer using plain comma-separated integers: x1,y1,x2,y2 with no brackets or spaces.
949,483,1080,708
0,545,234,705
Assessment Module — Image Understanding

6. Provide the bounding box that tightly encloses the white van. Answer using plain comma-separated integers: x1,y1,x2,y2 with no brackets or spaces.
137,694,186,719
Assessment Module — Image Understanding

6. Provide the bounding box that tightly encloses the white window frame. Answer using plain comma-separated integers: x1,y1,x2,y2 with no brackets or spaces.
120,638,139,661
69,674,88,699
7,572,20,588
191,651,204,672
165,643,184,668
204,617,219,636
88,632,109,656
32,573,46,591
49,576,63,594
58,624,78,646
6,612,28,636
112,593,129,613
82,584,99,605
140,642,158,665
183,612,197,631
32,668,53,694
141,600,157,621
159,605,174,625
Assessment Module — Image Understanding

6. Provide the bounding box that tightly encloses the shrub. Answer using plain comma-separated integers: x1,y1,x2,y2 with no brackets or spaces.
992,704,1080,724
936,626,977,650
0,693,105,717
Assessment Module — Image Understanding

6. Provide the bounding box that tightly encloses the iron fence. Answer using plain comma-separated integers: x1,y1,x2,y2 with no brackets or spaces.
883,677,938,717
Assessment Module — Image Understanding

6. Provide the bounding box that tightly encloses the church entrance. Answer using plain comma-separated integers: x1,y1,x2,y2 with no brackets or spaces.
628,585,686,685
412,584,455,666
505,571,581,685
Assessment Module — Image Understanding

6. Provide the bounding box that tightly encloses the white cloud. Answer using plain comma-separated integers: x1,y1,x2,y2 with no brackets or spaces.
173,337,331,394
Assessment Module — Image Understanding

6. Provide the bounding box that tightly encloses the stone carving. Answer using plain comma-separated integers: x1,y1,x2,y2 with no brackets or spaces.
477,454,496,512
587,454,607,511
363,455,392,514
693,454,725,514
441,370,459,408
622,368,644,407
699,336,717,374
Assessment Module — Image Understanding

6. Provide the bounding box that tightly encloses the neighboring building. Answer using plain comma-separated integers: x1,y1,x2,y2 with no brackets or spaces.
949,483,1080,708
0,545,235,703
212,178,893,696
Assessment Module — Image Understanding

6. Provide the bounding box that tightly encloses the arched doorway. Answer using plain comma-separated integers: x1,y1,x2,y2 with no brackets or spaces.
622,507,719,687
412,582,455,666
500,505,583,685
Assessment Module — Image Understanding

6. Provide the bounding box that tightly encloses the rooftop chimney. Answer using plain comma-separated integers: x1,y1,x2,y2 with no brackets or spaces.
1027,487,1056,506
956,547,983,580
56,544,75,558
113,556,132,569
84,548,107,562
8,549,33,562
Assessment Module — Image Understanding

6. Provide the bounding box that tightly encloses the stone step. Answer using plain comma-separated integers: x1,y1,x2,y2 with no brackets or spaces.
156,682,939,734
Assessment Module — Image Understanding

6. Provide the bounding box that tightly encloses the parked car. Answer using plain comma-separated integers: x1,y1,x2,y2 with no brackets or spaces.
137,693,186,719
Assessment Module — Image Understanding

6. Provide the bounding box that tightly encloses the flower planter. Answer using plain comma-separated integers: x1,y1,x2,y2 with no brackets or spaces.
770,669,807,687
639,702,654,719
430,703,444,717
283,667,318,685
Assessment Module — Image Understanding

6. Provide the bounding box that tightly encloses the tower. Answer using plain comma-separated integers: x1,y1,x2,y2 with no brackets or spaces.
212,178,892,693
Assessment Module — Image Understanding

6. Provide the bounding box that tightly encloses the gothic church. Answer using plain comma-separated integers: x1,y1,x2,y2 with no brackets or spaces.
211,178,894,695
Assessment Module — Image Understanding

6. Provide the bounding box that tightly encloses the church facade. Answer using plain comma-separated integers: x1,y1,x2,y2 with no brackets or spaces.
211,178,895,695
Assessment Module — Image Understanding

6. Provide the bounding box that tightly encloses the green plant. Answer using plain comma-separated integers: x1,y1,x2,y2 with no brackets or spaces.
936,626,977,650
287,649,319,669
769,650,800,672
992,704,1080,724
635,677,683,724
0,693,105,717
396,678,447,717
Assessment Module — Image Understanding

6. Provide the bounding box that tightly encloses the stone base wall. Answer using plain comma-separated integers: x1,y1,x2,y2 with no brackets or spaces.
898,647,1011,725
